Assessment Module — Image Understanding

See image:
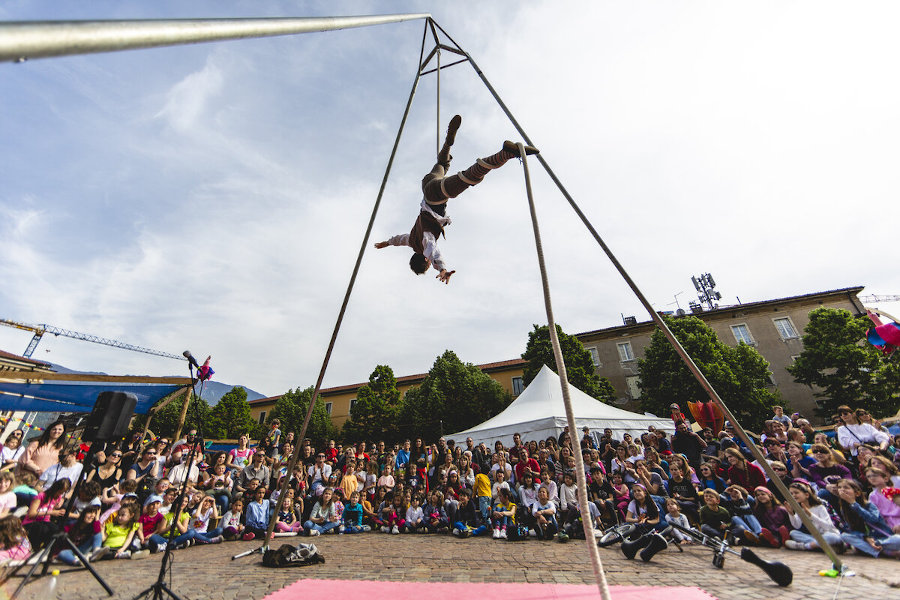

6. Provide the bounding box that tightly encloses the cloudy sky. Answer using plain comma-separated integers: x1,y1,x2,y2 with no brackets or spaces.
1,1,898,398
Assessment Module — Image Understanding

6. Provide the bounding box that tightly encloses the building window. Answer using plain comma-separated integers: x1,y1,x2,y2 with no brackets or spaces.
587,347,600,366
349,398,357,412
512,377,524,396
625,375,641,399
325,402,333,415
731,324,754,345
617,341,635,362
774,317,799,340
258,411,267,425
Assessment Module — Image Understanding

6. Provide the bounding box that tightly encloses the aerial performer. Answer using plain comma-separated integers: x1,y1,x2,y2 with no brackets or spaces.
374,115,538,284
865,308,900,356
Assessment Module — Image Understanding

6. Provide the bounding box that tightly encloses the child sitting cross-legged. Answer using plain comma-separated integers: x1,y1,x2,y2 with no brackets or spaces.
380,490,407,534
698,488,732,541
342,490,369,533
304,486,341,536
452,489,487,538
56,504,109,563
102,501,149,559
274,488,303,535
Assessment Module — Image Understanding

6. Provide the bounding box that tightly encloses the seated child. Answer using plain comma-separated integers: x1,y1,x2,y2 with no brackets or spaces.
191,495,224,543
138,495,168,553
532,485,560,540
23,479,70,550
404,493,425,533
424,491,449,533
303,487,341,536
0,515,31,564
664,498,693,544
380,491,406,534
491,487,517,539
699,489,732,540
102,502,149,559
242,486,272,541
58,505,110,564
722,485,762,544
452,489,487,538
221,498,245,540
71,480,103,520
0,472,18,518
343,490,368,533
12,472,38,509
274,488,303,534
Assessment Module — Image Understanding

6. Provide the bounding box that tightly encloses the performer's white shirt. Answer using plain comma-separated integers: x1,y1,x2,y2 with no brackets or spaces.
385,200,451,272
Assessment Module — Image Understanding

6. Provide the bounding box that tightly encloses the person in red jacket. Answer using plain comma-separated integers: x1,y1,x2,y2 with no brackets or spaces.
375,115,537,284
514,448,540,483
724,447,766,490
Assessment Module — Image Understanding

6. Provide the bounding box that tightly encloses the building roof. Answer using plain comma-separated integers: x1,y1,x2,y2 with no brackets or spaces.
577,285,865,338
0,349,52,368
248,358,527,406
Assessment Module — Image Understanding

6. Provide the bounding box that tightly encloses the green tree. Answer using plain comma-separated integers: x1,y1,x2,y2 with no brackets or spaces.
207,387,257,440
787,307,900,419
341,365,401,443
399,351,511,441
638,315,779,431
136,390,211,438
521,324,616,402
269,386,334,447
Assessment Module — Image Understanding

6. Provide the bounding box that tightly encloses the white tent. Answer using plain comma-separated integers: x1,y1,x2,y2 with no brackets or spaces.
448,365,675,446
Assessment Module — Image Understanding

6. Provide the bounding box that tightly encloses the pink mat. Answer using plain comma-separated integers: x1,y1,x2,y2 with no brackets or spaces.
263,579,716,600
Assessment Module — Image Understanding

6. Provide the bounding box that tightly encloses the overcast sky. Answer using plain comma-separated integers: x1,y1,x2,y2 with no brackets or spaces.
1,1,898,398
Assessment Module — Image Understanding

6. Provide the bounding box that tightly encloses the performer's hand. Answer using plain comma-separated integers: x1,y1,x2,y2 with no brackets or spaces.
374,241,389,249
437,269,455,284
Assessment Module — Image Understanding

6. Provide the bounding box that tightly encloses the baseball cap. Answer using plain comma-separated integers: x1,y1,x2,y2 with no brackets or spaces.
144,494,164,507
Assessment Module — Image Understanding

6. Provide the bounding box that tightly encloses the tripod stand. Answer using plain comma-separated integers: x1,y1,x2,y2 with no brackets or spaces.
133,359,207,600
3,443,114,599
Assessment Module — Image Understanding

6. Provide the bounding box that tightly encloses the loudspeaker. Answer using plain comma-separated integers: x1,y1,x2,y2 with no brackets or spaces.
82,392,137,442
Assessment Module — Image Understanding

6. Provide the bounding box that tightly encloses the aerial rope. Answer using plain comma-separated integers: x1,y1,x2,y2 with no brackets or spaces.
517,144,613,600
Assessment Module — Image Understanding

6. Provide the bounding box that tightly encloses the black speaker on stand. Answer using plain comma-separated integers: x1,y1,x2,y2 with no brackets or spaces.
2,391,137,599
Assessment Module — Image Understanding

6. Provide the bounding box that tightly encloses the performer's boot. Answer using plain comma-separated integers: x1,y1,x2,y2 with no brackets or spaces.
437,115,462,169
502,140,539,157
639,533,668,562
621,532,654,560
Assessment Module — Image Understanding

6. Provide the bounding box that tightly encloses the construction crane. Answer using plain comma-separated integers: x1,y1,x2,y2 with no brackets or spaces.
0,318,185,361
860,294,900,304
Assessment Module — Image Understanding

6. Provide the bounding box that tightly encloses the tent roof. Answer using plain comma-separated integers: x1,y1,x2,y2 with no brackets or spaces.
448,365,674,446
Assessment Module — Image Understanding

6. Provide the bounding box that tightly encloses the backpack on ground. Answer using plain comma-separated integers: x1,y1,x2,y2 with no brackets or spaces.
262,543,325,568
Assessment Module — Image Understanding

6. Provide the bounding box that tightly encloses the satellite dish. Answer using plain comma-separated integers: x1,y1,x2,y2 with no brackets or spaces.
676,308,686,316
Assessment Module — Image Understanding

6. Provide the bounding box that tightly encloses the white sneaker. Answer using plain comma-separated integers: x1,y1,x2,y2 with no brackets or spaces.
784,540,804,550
362,525,372,532
381,526,390,533
452,528,460,536
309,529,320,537
90,546,112,561
528,530,538,538
492,528,500,539
151,542,166,554
500,528,507,539
391,526,400,535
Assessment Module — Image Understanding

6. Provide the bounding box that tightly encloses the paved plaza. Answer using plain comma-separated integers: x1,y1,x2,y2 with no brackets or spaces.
7,535,899,600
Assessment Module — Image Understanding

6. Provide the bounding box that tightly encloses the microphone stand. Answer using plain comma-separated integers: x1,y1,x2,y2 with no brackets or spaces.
133,360,208,600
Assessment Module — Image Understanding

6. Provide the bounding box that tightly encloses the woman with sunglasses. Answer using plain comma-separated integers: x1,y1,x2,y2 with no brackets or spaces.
87,449,124,491
806,443,852,490
835,405,890,457
1,430,25,470
126,447,159,484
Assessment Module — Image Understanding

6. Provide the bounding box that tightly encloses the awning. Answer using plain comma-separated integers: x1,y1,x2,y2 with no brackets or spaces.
0,381,184,414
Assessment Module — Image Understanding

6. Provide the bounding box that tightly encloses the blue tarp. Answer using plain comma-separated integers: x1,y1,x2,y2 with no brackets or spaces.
0,382,183,414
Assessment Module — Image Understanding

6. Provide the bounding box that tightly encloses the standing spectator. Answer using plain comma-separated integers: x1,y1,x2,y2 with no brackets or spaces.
671,420,707,470
17,421,65,478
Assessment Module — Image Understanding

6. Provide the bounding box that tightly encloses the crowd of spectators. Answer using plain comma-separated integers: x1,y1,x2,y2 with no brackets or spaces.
0,404,898,568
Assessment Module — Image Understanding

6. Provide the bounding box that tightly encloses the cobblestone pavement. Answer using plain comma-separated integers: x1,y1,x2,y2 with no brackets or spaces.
6,535,898,600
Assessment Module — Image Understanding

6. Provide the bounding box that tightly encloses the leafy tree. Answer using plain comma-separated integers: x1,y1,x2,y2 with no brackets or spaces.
638,315,779,431
136,390,211,439
521,324,616,402
341,365,401,443
399,351,511,441
269,386,335,448
207,387,257,440
787,307,900,419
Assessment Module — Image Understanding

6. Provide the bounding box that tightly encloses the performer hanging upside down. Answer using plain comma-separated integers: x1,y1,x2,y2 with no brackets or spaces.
374,115,537,284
